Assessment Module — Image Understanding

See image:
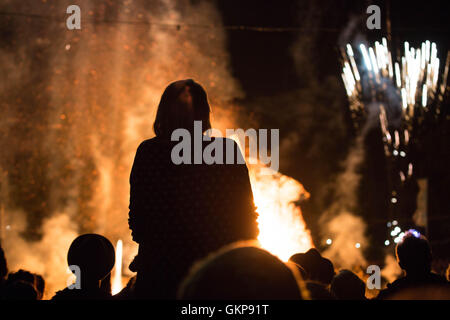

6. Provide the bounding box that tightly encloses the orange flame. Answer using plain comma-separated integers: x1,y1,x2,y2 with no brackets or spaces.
112,239,123,295
248,161,313,261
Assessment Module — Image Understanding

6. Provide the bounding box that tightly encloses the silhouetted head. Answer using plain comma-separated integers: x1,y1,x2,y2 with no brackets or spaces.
67,234,115,285
4,269,45,299
331,269,366,300
178,242,306,300
396,230,432,276
0,245,7,280
153,79,211,138
6,269,35,286
2,280,37,300
289,248,335,285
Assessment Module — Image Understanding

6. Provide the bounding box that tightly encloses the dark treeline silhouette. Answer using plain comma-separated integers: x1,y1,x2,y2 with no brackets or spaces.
0,80,449,300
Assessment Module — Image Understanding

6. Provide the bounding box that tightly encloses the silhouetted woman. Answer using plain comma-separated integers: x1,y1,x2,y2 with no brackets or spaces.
128,79,258,299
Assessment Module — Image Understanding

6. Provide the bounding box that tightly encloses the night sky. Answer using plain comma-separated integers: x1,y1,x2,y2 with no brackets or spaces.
216,0,450,258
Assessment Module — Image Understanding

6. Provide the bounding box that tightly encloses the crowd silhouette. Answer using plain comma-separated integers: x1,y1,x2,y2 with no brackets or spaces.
1,231,449,300
0,80,449,300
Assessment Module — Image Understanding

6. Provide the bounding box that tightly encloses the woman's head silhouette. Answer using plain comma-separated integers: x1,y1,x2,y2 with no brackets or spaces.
153,79,211,138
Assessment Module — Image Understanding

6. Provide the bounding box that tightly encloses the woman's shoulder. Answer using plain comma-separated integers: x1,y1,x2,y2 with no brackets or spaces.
136,136,244,163
138,136,240,148
215,136,237,143
138,137,158,147
207,137,246,166
208,136,240,148
137,137,171,151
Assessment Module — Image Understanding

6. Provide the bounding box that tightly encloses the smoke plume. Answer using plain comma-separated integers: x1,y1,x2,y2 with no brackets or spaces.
0,0,243,297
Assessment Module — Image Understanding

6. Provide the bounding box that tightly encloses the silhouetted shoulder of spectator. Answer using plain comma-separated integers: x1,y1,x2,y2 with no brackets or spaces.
331,269,367,300
52,287,112,300
289,248,335,285
377,272,448,300
305,281,335,300
287,262,308,280
3,269,45,299
178,241,306,300
100,273,112,296
113,276,137,300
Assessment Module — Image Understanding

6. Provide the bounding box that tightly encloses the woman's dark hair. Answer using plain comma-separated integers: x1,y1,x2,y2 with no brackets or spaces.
153,79,212,138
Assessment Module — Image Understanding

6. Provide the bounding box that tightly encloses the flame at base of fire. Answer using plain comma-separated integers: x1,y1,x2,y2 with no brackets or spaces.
248,161,313,262
112,239,123,295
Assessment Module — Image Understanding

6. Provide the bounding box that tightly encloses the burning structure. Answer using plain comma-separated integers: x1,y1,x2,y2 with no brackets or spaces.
0,0,313,298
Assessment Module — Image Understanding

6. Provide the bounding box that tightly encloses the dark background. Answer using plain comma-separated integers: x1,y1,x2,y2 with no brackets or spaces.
217,0,450,260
